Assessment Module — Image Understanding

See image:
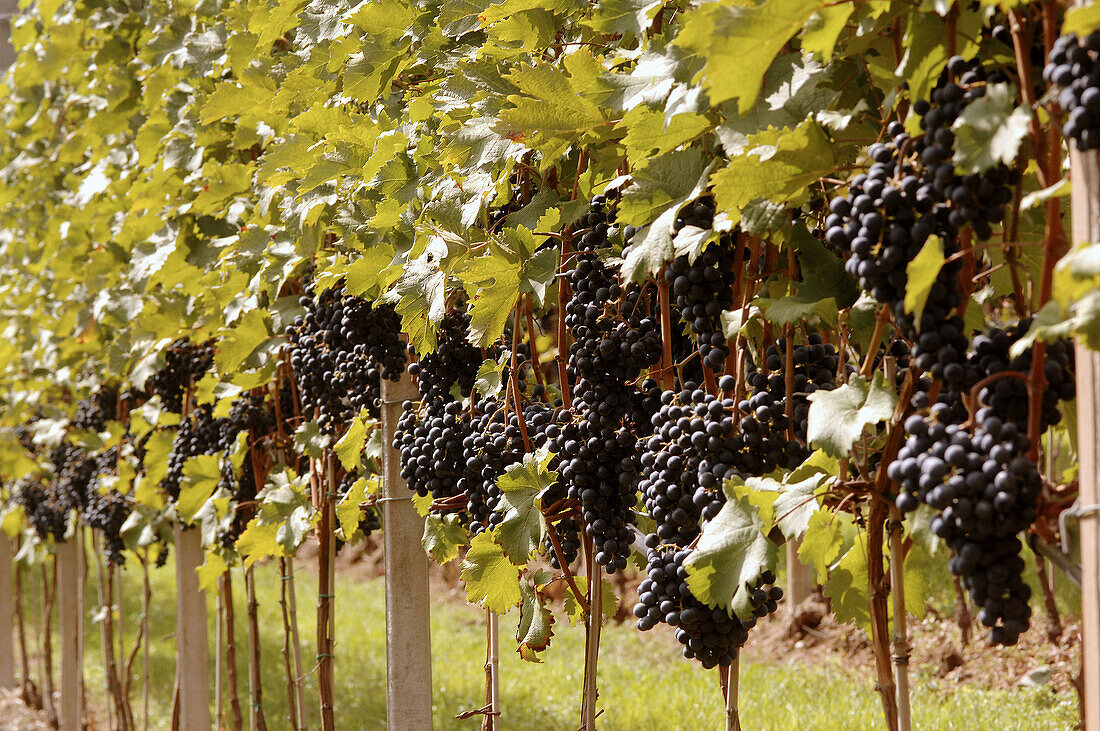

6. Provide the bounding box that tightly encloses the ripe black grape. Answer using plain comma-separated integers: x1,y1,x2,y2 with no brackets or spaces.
1046,32,1100,149
144,338,215,413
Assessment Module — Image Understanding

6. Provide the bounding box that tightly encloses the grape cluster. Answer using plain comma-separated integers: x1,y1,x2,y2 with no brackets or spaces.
638,385,738,547
828,59,1019,391
970,321,1076,431
633,548,781,668
665,200,737,372
892,406,1038,644
51,445,96,516
161,405,226,499
555,199,661,572
14,476,66,541
1046,32,1100,149
396,400,471,503
84,448,132,565
739,335,840,473
911,57,1017,241
408,310,482,404
287,282,407,431
463,399,557,535
144,338,215,413
73,386,118,433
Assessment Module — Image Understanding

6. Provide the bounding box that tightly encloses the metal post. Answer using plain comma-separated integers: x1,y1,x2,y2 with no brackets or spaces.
381,374,432,730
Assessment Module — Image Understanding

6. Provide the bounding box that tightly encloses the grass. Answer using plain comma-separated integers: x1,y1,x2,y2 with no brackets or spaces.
42,556,1075,730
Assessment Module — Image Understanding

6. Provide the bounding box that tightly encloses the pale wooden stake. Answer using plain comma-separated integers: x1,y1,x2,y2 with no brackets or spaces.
380,373,433,730
719,660,741,731
785,538,815,613
174,526,211,730
1071,143,1100,731
57,536,81,731
0,533,13,690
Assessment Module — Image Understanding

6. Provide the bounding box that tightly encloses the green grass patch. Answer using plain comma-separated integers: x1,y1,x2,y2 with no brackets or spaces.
63,559,1078,729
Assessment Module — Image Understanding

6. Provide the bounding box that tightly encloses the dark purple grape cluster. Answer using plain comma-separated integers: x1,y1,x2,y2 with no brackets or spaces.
891,405,1039,645
665,200,737,372
911,57,1017,241
638,384,738,547
1046,32,1100,149
408,310,482,404
739,335,840,472
555,199,662,572
463,399,557,535
828,59,1020,392
161,405,226,499
51,445,96,516
970,320,1075,431
396,400,472,503
84,448,132,565
633,548,781,668
73,386,118,433
144,338,215,413
287,282,407,431
14,476,66,541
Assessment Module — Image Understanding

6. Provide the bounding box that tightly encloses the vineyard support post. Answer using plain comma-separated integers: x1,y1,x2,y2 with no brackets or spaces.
57,536,81,731
380,373,433,730
0,533,12,690
1071,144,1100,731
174,525,210,730
785,538,815,613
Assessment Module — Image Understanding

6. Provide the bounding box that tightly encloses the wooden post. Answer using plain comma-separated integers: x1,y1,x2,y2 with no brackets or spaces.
380,374,433,730
56,537,81,731
175,526,210,730
785,538,815,613
1071,144,1100,731
0,533,13,690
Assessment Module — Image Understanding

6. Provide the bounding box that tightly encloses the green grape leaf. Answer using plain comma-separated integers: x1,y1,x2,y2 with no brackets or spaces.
423,513,470,565
799,509,848,579
800,5,853,61
293,421,330,459
684,495,777,620
806,373,897,458
516,572,555,662
335,476,368,541
904,234,945,321
712,121,836,214
334,413,370,472
823,536,871,631
952,84,1030,174
177,454,223,524
586,0,662,39
494,446,555,565
461,530,523,614
674,0,824,111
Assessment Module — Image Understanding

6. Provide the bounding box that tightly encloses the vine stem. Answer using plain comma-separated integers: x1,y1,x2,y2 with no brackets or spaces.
40,560,56,727
580,543,602,730
509,301,532,448
312,451,337,731
246,566,268,731
278,558,302,731
285,558,308,729
719,661,741,731
12,538,34,709
658,274,674,391
888,507,912,731
860,306,891,378
523,298,547,397
93,533,127,728
556,231,573,409
222,572,244,731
